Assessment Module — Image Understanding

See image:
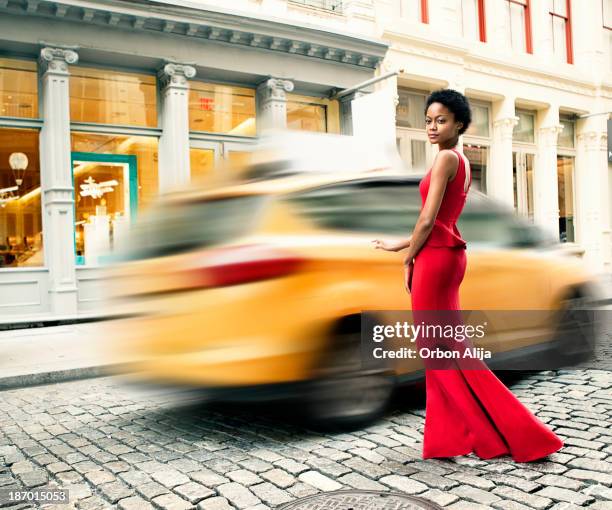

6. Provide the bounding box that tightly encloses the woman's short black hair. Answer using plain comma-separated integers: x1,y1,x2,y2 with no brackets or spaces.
425,89,472,135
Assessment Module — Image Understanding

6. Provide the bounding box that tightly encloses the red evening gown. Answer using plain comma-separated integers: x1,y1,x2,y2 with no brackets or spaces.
411,148,564,463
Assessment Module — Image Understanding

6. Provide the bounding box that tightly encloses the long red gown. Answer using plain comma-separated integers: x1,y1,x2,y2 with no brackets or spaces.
411,148,564,463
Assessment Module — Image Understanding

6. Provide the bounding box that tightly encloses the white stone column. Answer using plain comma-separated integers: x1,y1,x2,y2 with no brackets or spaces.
158,63,196,193
576,122,610,272
39,46,79,315
490,97,517,207
535,105,562,240
256,78,294,133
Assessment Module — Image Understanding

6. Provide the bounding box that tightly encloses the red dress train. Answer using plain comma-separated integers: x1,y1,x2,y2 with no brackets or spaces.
411,148,564,463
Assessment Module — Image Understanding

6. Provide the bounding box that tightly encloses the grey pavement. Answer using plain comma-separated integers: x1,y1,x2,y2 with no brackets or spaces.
0,370,611,509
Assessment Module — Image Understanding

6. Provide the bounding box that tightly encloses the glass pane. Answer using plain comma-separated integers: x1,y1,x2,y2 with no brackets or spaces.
463,144,488,193
396,89,426,129
557,156,575,242
410,140,427,172
399,0,421,19
190,148,216,184
559,118,575,148
0,58,38,118
526,153,534,222
287,99,327,132
69,67,157,127
606,0,612,26
71,133,158,211
462,0,480,40
552,0,567,16
552,16,567,62
512,152,519,212
286,183,421,235
465,104,489,137
510,2,527,52
514,112,535,143
189,82,256,136
74,162,129,265
0,128,43,267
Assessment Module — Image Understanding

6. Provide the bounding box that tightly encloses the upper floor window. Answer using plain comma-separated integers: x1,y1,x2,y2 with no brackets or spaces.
549,0,573,64
559,114,575,148
398,0,429,23
0,58,38,119
288,0,343,13
69,67,157,127
189,82,256,136
513,110,535,143
465,102,490,138
462,0,487,42
503,0,533,54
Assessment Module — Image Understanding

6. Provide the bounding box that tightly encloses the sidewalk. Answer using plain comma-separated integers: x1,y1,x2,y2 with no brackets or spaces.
1,273,612,391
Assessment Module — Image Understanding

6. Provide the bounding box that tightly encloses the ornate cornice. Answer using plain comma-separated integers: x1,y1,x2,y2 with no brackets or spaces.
39,46,79,74
158,62,196,89
1,0,387,69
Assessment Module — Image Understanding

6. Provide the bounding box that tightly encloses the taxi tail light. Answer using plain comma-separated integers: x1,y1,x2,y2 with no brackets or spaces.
187,245,305,289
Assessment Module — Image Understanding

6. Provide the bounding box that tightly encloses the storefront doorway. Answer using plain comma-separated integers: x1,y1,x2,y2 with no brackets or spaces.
71,152,137,266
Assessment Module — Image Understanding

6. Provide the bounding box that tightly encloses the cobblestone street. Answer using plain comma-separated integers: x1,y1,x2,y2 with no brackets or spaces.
1,369,611,510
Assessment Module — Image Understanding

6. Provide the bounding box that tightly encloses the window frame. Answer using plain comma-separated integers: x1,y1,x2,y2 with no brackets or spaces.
549,0,573,64
506,0,533,54
604,0,612,30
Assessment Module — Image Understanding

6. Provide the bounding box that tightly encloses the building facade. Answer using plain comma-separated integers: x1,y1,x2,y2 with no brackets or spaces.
376,0,612,275
0,0,611,319
0,0,387,318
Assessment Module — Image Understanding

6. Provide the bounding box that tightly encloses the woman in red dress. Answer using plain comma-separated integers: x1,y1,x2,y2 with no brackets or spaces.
372,89,563,462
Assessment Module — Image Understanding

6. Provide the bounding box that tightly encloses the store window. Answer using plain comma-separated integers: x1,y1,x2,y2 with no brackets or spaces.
0,128,43,267
71,133,158,265
512,151,535,221
557,156,575,242
462,0,486,42
190,148,216,184
189,82,256,136
398,0,428,23
558,114,575,243
69,67,157,127
502,0,532,54
286,94,339,133
0,58,38,118
513,110,535,143
549,0,573,64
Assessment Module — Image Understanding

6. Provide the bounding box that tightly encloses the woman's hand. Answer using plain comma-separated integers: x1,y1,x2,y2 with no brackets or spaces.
371,239,408,252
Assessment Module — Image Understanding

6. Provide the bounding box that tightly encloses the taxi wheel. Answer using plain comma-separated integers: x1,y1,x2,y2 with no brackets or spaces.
305,319,395,430
553,290,596,366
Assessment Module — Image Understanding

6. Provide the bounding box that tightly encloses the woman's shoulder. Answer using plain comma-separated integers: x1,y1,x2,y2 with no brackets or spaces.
431,149,460,180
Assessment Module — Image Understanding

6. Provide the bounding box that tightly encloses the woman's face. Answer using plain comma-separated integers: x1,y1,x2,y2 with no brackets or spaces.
425,102,463,145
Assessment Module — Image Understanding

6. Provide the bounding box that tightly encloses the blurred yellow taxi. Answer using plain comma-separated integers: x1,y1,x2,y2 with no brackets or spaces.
105,141,598,428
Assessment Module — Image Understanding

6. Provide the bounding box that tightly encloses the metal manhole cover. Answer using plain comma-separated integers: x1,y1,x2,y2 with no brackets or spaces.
277,490,443,510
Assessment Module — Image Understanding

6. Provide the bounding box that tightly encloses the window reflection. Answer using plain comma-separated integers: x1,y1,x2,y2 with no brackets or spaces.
69,67,157,127
0,128,43,267
0,58,38,119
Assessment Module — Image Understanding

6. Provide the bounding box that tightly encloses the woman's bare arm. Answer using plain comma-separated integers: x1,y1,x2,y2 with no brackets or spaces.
401,150,458,265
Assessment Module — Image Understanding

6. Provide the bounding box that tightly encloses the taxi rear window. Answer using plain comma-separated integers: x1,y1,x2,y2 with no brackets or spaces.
123,195,266,260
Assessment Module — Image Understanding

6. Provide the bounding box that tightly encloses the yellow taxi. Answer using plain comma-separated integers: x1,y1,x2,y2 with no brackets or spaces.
104,139,598,428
